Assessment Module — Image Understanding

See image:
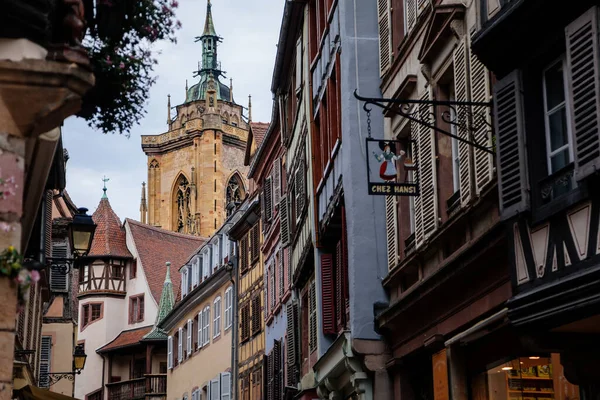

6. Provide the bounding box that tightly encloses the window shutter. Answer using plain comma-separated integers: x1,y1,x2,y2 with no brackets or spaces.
378,0,392,76
285,302,298,386
206,307,211,343
385,195,398,271
406,0,417,32
187,319,193,356
469,45,494,195
251,226,260,262
260,191,267,227
211,378,221,400
566,7,600,180
453,38,473,206
278,251,284,300
39,336,51,388
273,159,282,207
264,178,273,222
221,372,231,400
280,196,290,247
139,297,144,321
295,161,306,215
295,39,303,94
252,295,261,334
267,352,274,400
412,119,424,247
264,268,269,315
309,281,317,351
198,311,203,348
494,70,529,218
50,243,68,292
320,254,335,335
415,88,438,245
167,336,173,369
270,264,276,311
240,237,248,274
273,340,282,400
178,327,183,363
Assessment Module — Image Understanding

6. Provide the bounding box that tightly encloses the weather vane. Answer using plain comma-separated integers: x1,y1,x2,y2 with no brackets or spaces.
102,176,110,198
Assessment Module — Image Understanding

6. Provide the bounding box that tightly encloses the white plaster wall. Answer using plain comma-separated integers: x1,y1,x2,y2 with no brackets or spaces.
124,223,159,328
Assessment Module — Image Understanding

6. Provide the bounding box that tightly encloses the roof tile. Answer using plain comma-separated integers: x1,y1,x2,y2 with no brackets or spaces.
88,198,132,258
97,326,152,353
126,219,206,303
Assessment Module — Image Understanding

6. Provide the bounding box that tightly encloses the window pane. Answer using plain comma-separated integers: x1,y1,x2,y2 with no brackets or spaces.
551,149,570,173
544,62,566,110
548,108,570,153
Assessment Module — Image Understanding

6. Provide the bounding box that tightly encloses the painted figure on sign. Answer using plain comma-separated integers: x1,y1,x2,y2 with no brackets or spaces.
373,142,405,181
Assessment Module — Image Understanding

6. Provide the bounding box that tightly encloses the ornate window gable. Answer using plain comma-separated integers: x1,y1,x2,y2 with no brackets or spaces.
173,174,194,234
226,172,246,216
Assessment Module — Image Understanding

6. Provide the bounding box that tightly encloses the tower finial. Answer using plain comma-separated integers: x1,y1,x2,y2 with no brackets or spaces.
102,176,110,199
167,94,171,127
185,79,188,96
248,94,252,122
140,182,147,224
203,0,216,36
229,78,233,102
165,262,172,283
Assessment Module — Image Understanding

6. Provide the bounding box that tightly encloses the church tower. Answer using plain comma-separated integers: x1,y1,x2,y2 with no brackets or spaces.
141,0,250,238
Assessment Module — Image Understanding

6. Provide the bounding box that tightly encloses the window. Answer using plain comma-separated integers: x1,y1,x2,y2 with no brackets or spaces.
192,389,201,400
270,264,276,311
197,311,203,349
224,286,233,329
221,372,231,400
130,259,137,279
81,303,102,329
50,242,68,292
192,260,199,288
213,297,221,338
543,58,573,175
181,267,188,297
129,295,144,323
39,336,52,388
203,305,210,345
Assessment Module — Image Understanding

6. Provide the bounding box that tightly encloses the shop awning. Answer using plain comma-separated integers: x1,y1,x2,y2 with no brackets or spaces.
14,385,80,400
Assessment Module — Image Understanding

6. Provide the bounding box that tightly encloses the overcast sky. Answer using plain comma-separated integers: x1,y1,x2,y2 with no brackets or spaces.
62,0,284,220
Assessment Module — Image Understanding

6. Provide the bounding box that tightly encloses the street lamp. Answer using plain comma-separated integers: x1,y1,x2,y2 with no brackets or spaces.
48,207,96,274
68,208,96,258
46,344,88,386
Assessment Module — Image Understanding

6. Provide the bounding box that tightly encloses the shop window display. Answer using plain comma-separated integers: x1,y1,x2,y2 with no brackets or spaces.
472,355,580,400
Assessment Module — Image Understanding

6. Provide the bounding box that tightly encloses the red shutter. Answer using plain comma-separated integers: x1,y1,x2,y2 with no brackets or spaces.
285,302,298,387
320,254,336,335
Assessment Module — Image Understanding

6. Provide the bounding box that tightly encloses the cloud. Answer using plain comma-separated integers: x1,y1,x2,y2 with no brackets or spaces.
62,0,284,221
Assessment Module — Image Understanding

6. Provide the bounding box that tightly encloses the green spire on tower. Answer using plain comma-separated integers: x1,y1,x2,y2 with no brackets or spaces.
203,0,217,37
142,262,175,341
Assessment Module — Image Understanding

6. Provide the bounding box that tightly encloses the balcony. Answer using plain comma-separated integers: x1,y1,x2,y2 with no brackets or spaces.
106,374,167,400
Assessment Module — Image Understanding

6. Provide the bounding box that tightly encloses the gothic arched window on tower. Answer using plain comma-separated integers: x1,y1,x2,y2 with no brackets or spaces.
226,174,245,216
174,175,193,233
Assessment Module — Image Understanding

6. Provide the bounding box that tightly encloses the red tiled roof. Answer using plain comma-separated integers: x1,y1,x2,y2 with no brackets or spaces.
126,219,206,303
251,122,269,147
88,198,132,258
97,326,152,353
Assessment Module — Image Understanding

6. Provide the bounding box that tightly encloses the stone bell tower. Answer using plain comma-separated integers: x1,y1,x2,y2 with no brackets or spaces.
140,0,251,238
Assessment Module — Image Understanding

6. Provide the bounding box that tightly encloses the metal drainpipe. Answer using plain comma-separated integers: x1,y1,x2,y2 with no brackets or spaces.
229,254,239,400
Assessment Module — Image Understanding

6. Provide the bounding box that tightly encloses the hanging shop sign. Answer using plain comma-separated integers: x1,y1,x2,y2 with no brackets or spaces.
366,138,419,196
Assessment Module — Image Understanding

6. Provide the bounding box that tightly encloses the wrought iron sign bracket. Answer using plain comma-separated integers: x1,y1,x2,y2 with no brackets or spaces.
46,257,76,275
354,90,494,155
46,371,79,387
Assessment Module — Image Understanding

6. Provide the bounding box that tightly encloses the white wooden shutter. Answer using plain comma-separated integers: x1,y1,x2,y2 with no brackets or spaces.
198,311,203,348
221,372,231,400
416,89,438,243
378,0,392,76
264,267,269,314
280,196,290,247
295,39,303,93
205,307,211,344
469,45,494,195
412,117,424,247
50,243,68,292
273,159,281,207
178,327,183,362
453,38,473,206
406,0,417,32
385,195,398,271
278,250,284,299
167,336,173,369
211,377,221,400
270,263,276,311
187,319,193,356
566,7,600,180
39,336,52,388
494,70,529,218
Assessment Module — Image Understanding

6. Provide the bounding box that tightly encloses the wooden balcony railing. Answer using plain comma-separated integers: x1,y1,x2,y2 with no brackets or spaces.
106,377,145,400
105,374,167,400
146,374,167,397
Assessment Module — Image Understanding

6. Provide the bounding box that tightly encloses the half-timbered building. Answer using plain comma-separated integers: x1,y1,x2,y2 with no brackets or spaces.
472,0,600,398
